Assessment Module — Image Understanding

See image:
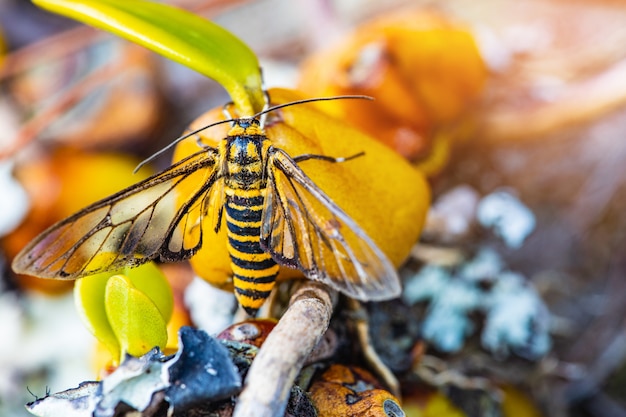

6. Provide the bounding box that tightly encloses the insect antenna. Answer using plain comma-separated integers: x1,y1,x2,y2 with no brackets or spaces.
133,118,235,173
253,94,373,127
133,94,373,173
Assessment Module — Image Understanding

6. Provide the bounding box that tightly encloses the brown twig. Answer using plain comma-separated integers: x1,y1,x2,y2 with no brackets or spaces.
233,281,336,417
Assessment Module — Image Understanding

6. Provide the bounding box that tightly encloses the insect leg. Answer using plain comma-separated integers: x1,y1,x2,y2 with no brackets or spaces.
213,205,224,233
222,101,235,119
188,186,222,235
259,89,271,128
293,151,365,164
194,133,213,149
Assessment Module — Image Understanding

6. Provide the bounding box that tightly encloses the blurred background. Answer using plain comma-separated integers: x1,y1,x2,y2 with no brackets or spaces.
1,0,626,416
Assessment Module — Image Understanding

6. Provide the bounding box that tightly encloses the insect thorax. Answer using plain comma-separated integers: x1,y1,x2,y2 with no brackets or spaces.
223,131,271,191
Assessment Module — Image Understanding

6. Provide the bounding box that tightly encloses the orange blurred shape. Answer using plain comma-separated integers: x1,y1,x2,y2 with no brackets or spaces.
2,148,151,294
92,341,118,381
0,27,5,65
173,88,430,291
6,41,162,151
309,364,403,417
298,9,486,173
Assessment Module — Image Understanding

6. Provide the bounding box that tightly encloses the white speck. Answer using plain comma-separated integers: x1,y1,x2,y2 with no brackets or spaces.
477,190,536,249
0,292,94,416
422,306,474,353
407,248,551,358
402,265,450,305
233,323,260,341
205,365,217,376
472,26,512,73
420,275,481,352
424,185,480,240
459,247,504,282
406,267,481,353
482,272,551,359
0,161,29,237
348,42,385,85
258,58,299,89
185,278,237,335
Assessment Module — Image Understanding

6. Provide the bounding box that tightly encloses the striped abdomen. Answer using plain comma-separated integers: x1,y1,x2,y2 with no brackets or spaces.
225,192,279,315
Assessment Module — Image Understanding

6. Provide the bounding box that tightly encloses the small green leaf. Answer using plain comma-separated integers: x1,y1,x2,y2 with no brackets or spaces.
105,274,168,359
73,262,173,362
33,0,265,115
74,271,121,359
124,262,173,324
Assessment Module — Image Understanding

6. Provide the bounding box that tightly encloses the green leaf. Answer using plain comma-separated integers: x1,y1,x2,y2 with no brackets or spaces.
74,271,121,359
105,274,168,359
124,262,173,324
73,262,173,362
33,0,265,115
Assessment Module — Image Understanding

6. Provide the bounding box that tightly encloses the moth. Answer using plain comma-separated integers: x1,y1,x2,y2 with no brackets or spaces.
12,95,401,315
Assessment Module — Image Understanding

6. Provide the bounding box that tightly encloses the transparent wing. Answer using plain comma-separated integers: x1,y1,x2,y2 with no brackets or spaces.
12,148,219,279
261,148,401,301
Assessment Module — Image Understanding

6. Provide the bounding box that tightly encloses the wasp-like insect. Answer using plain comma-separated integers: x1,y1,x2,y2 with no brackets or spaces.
12,95,400,315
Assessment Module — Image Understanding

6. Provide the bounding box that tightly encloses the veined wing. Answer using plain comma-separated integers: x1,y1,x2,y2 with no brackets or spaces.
261,148,401,301
12,148,219,279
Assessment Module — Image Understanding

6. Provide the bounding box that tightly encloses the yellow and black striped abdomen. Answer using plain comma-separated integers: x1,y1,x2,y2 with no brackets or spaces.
225,192,279,315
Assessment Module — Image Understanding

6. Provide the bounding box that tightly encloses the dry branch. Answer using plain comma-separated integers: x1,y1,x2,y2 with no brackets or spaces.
233,281,336,417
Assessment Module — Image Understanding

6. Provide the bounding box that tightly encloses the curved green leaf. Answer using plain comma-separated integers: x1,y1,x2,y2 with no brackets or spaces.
74,271,121,359
105,274,168,359
124,262,173,324
33,0,265,115
74,261,172,362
